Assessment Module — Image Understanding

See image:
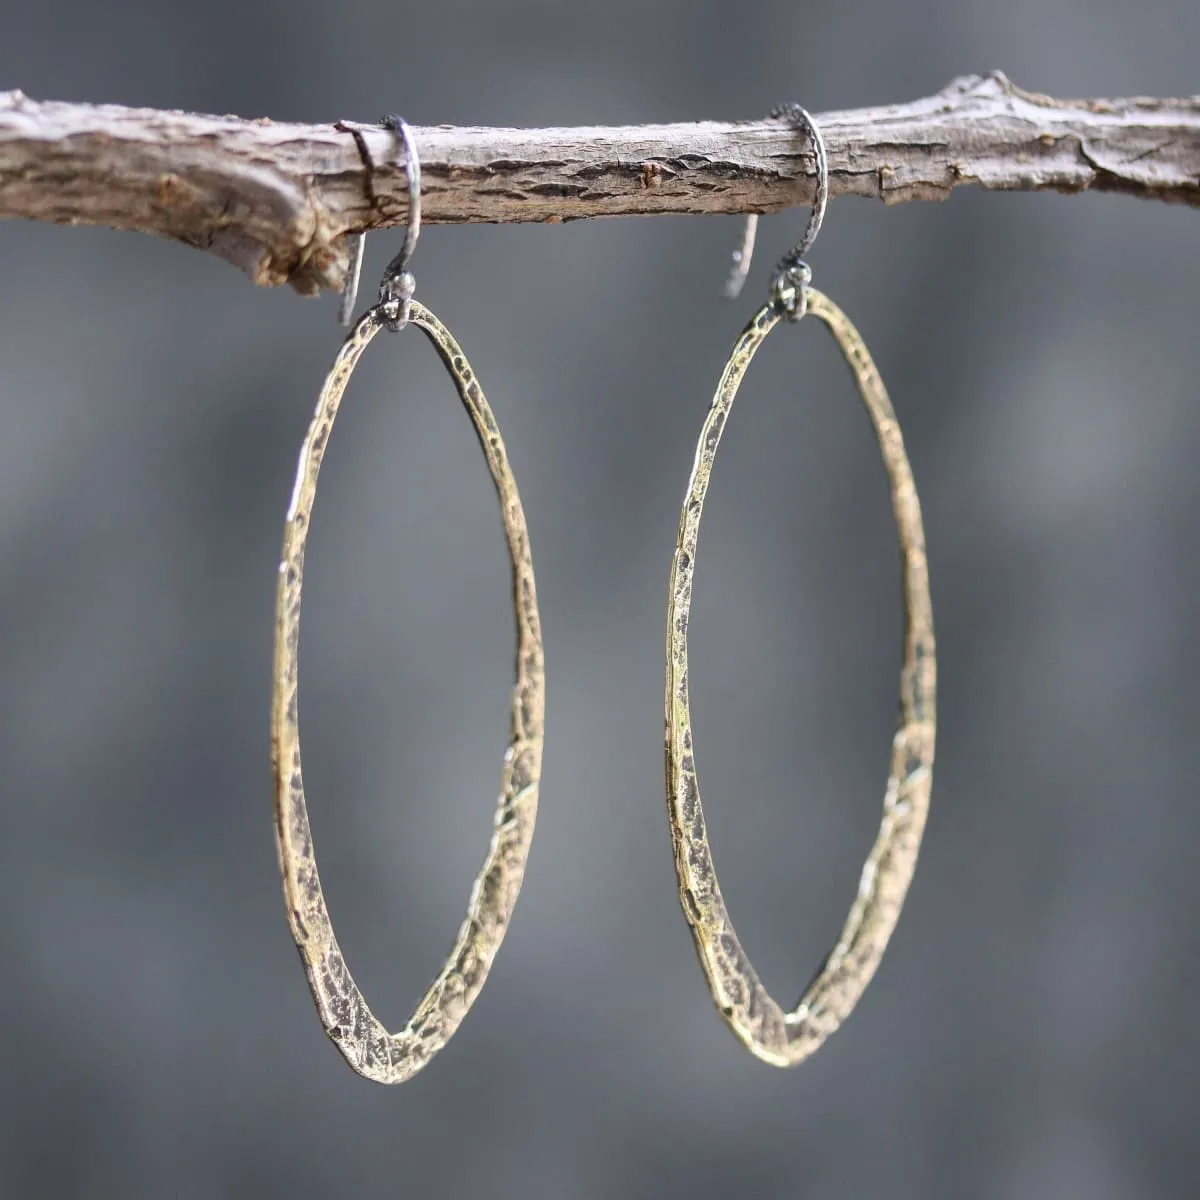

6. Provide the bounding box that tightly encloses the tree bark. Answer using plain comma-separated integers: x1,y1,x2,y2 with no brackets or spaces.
1,71,1196,296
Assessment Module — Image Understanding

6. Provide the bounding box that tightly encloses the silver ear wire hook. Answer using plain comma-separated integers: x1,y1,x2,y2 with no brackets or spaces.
338,233,367,327
338,115,423,330
722,210,759,300
723,103,829,320
376,115,421,330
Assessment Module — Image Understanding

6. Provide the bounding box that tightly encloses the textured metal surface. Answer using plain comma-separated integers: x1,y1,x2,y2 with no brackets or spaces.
272,300,546,1084
664,288,936,1067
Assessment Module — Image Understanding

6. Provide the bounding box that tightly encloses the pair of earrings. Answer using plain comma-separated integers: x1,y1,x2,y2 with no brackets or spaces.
271,108,936,1084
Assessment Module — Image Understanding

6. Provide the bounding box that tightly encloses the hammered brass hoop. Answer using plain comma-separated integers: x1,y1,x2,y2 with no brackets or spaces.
272,300,545,1084
665,289,936,1067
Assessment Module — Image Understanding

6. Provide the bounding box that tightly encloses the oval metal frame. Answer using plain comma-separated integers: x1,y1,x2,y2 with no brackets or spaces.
272,300,545,1084
664,288,936,1067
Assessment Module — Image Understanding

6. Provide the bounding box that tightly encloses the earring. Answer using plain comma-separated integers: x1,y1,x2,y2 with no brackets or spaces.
664,105,936,1067
271,117,546,1084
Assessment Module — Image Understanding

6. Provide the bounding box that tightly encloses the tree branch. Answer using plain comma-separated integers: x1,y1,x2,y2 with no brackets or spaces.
1,71,1196,296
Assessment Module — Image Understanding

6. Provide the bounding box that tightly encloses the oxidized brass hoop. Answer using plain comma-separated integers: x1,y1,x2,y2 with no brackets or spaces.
272,299,545,1084
664,288,936,1067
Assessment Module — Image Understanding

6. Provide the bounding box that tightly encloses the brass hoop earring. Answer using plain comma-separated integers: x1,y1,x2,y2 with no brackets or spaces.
272,117,545,1084
665,104,936,1068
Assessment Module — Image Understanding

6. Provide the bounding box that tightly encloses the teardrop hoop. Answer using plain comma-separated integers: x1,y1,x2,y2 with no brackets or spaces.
664,288,936,1067
272,300,546,1084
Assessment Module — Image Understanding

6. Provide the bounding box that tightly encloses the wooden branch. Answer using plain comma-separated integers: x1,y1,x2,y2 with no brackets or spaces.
1,72,1196,296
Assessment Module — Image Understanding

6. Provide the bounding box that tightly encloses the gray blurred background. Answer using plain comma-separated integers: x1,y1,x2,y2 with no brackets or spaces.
1,1,1198,1197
